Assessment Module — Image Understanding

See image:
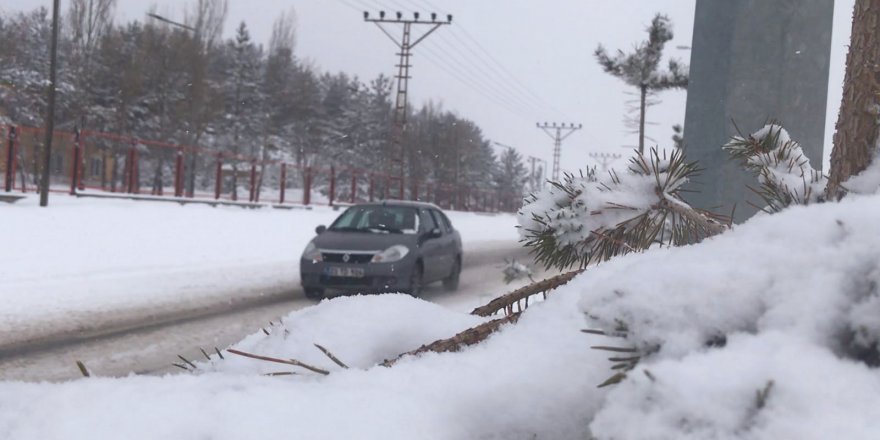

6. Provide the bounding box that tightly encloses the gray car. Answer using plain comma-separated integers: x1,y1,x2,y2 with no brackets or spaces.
300,201,463,300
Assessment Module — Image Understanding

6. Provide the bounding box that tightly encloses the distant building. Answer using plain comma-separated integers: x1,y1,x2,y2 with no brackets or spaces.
683,0,834,220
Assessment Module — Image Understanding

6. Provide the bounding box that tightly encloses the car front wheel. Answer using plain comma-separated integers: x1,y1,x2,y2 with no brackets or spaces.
406,264,423,298
443,257,461,292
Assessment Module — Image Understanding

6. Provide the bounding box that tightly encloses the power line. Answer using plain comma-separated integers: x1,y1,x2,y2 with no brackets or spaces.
346,0,540,120
360,0,560,119
360,0,546,116
416,46,536,120
386,0,548,111
408,0,573,120
418,41,540,115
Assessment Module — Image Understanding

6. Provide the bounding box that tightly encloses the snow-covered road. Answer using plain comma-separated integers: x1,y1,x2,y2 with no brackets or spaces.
0,242,543,381
1,195,533,381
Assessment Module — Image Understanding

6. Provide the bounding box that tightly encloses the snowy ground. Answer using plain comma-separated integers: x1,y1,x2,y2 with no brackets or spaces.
0,195,520,352
5,193,880,439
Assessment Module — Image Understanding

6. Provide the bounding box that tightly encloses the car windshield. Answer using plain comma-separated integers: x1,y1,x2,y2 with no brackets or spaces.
329,206,419,235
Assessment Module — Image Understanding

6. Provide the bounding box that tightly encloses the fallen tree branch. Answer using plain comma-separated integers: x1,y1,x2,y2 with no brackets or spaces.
381,313,520,367
227,348,330,375
470,270,584,317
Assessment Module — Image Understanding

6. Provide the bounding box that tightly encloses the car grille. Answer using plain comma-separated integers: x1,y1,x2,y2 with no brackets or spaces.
321,252,374,264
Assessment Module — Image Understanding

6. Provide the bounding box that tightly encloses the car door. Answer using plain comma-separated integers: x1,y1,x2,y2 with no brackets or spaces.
430,209,457,276
418,209,444,282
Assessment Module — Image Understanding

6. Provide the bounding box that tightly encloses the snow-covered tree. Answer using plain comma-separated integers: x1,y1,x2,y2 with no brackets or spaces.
215,22,264,198
493,147,529,211
595,13,688,153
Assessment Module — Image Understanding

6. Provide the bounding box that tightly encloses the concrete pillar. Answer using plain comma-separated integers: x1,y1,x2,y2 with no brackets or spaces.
683,0,834,220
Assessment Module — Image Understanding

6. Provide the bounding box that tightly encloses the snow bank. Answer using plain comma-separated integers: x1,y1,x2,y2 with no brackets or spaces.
0,291,607,440
204,294,488,374
574,193,880,438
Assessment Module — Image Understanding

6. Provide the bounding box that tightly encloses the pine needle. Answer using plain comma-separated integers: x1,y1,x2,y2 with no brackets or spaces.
597,372,628,388
314,343,349,369
263,371,298,377
227,348,330,375
590,345,638,353
75,360,90,377
177,354,197,369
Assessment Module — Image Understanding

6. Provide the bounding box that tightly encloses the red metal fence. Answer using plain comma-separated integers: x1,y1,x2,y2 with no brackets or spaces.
1,124,521,212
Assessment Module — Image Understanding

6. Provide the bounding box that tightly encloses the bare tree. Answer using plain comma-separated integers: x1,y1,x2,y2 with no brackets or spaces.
179,0,227,195
825,0,880,198
67,0,115,57
185,0,227,50
66,0,116,124
269,8,297,57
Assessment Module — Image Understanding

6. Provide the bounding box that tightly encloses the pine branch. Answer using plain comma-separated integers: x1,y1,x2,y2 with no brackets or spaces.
471,270,583,317
381,314,520,367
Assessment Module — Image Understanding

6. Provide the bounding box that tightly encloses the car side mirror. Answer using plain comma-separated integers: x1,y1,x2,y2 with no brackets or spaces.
315,225,327,234
429,228,442,238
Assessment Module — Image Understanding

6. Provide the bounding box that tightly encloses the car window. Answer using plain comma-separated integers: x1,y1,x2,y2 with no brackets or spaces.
329,206,419,234
420,209,438,233
434,210,454,233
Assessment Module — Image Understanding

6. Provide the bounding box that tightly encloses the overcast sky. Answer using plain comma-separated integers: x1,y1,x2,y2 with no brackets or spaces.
2,0,857,173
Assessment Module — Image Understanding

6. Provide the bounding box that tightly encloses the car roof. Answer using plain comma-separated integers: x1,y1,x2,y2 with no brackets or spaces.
355,200,444,210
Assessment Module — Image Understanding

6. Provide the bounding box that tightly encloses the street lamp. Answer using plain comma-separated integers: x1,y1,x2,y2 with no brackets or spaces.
146,13,197,32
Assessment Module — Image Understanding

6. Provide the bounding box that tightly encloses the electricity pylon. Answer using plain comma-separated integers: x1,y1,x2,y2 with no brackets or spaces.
536,122,582,181
364,10,451,199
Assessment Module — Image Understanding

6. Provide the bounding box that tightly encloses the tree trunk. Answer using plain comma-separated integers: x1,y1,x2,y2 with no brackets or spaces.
639,84,647,154
825,0,880,198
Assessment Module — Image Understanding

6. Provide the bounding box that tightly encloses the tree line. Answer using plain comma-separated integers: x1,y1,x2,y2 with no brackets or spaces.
0,0,531,200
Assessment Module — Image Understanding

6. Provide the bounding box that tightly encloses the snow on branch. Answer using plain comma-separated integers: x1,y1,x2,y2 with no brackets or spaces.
518,148,728,270
724,124,827,212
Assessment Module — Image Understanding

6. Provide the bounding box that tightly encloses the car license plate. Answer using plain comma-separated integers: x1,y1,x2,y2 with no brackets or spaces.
325,266,365,278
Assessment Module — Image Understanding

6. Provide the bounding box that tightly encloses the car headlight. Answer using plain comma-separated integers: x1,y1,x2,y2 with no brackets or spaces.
371,245,409,263
302,241,322,262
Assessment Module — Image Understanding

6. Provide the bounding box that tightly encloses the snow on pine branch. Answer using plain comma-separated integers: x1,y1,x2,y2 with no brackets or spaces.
578,193,880,439
724,124,826,212
518,148,728,270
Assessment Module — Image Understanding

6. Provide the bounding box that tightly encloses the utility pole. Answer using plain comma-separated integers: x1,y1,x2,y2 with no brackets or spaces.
39,0,60,207
589,152,622,173
527,155,546,190
536,122,582,181
365,10,451,199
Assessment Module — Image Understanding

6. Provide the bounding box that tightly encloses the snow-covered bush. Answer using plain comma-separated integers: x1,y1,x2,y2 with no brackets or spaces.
518,148,727,270
724,124,827,212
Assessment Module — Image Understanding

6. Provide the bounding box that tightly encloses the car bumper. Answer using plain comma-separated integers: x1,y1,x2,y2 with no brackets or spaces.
300,258,416,294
